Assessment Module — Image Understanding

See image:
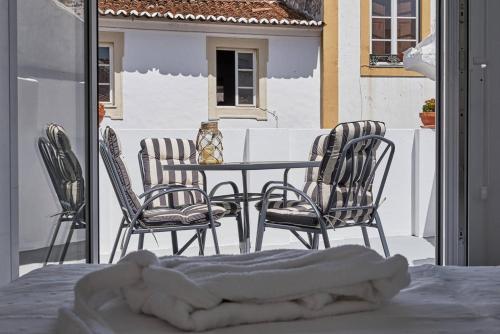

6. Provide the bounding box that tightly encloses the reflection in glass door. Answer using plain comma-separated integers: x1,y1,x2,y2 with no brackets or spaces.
17,0,92,275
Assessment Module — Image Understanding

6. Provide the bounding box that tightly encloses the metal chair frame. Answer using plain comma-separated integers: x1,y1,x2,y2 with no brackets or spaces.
255,135,395,257
137,149,245,254
38,137,86,265
100,140,220,263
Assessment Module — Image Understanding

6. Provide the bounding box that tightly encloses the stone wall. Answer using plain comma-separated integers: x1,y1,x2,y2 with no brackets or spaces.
282,0,323,21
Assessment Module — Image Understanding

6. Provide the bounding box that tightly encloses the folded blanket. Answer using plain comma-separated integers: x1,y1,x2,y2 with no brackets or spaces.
59,245,409,333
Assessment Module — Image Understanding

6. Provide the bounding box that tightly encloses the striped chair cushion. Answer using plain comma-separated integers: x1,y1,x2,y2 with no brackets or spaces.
255,135,328,211
302,134,329,202
140,138,204,208
317,121,386,211
102,127,142,214
45,123,85,209
262,121,384,227
212,201,241,215
63,181,83,210
142,204,226,226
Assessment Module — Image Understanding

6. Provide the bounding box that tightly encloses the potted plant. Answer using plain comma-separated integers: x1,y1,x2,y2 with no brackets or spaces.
419,98,435,128
98,102,105,125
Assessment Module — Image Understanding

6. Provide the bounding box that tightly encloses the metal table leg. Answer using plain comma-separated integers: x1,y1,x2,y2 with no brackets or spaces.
241,170,251,253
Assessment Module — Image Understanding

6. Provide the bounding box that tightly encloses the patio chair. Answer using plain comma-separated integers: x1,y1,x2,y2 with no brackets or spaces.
100,127,224,263
38,123,85,265
255,121,394,257
138,138,244,253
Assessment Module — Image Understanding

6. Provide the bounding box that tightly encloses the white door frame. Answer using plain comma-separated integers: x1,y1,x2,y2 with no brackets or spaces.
440,0,468,265
0,0,19,285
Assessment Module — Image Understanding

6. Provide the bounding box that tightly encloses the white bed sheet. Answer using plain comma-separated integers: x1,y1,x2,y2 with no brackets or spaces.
1,264,500,334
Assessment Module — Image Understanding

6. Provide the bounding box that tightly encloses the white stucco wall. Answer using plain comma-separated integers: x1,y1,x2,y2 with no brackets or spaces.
338,0,436,129
102,26,321,129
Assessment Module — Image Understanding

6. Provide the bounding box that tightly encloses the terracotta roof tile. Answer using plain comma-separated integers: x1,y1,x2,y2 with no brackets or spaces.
98,0,322,26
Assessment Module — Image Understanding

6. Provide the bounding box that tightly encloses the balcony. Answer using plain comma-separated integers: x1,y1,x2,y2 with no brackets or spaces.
97,127,436,265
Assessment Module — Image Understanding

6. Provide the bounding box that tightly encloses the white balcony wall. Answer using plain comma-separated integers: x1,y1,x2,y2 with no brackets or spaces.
412,129,437,237
98,127,435,261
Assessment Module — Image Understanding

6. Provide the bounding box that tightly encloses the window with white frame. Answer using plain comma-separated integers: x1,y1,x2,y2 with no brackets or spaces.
216,50,257,107
371,0,419,65
98,44,114,104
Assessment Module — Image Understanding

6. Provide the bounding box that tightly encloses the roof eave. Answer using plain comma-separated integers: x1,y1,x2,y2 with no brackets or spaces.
98,10,323,28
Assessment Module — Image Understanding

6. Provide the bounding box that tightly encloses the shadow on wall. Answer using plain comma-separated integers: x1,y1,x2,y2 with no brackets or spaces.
423,174,436,237
17,0,84,81
122,32,319,79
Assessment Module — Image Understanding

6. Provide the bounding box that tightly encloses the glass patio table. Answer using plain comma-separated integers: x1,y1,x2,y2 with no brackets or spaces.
162,161,321,253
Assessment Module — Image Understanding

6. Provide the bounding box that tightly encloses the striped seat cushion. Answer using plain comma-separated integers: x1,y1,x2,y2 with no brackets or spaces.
140,138,204,208
266,202,318,227
142,204,226,226
266,205,374,228
255,199,304,211
212,201,241,215
264,187,374,227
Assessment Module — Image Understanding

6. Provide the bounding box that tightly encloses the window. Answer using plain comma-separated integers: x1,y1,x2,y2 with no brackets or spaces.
207,37,268,120
98,44,113,104
360,0,431,76
216,50,257,107
98,31,123,119
371,0,418,65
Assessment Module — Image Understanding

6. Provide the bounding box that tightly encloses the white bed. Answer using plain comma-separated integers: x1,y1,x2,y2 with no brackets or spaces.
1,264,500,333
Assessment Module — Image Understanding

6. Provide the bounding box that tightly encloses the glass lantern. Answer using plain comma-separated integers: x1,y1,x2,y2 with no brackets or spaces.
196,121,223,164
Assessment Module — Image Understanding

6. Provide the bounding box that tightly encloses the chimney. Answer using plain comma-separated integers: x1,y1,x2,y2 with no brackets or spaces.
280,0,323,21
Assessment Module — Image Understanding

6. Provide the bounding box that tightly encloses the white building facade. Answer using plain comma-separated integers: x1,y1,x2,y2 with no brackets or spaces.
99,19,323,129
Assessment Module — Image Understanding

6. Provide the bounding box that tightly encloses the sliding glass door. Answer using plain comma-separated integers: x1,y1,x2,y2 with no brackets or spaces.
16,0,97,274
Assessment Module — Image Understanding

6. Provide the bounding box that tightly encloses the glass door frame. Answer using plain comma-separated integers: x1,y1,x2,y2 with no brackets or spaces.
439,0,469,265
86,0,100,264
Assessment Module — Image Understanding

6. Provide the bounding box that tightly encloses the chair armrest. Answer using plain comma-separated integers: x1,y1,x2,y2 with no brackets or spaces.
260,185,322,219
138,184,187,199
209,181,240,198
261,181,298,194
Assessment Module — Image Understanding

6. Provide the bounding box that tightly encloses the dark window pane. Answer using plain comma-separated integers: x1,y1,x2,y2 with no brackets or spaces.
216,50,236,106
238,71,253,87
98,47,110,64
98,66,110,84
397,19,416,39
238,53,253,70
238,88,254,105
372,41,392,55
99,85,110,102
372,18,391,39
398,0,417,17
372,0,391,16
397,40,416,59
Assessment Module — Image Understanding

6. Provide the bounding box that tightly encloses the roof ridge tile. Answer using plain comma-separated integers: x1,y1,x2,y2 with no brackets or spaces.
98,0,322,27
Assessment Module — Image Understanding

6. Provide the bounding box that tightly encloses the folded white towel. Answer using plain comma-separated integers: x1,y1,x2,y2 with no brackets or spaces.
60,245,410,332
